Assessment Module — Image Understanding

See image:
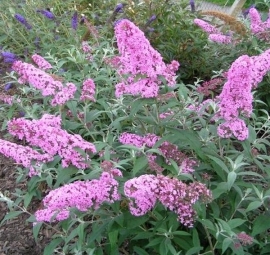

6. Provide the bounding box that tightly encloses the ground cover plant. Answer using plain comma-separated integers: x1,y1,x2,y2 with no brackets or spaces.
0,0,270,255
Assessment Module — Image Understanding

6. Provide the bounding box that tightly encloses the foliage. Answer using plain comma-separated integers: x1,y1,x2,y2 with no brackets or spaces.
0,1,270,255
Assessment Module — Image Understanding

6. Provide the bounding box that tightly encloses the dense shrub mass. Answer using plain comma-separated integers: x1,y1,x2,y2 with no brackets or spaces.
0,0,270,254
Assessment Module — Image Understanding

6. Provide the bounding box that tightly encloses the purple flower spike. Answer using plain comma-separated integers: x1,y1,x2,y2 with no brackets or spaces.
149,15,157,22
14,14,32,29
190,0,195,12
1,51,17,63
71,11,78,30
4,83,13,91
37,10,55,20
114,3,124,13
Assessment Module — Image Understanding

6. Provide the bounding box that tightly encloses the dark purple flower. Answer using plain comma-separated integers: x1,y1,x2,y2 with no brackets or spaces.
4,83,13,91
71,11,78,30
1,51,17,63
37,9,55,20
190,0,195,12
113,18,125,27
19,111,25,117
149,15,156,22
114,3,124,13
14,14,32,29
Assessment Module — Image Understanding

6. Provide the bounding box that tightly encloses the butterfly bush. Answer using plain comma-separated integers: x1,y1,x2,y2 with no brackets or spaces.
8,114,96,168
249,8,270,36
31,54,52,70
124,174,211,227
216,49,270,140
35,168,122,222
12,59,76,106
0,139,53,177
119,132,197,174
80,78,96,102
113,19,179,98
194,19,232,44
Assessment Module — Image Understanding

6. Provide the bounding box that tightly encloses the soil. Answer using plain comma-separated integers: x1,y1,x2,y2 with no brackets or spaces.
0,60,49,255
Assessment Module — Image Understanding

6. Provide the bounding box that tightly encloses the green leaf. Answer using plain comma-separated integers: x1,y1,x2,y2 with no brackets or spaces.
252,215,270,236
192,229,200,247
227,171,237,191
33,222,43,242
125,214,148,229
222,237,232,254
207,155,229,173
87,220,109,244
246,201,262,212
132,156,148,176
228,219,246,229
132,232,153,240
133,246,150,255
109,230,118,251
186,246,203,255
159,239,169,255
43,238,63,255
145,237,164,248
1,211,24,226
173,231,191,236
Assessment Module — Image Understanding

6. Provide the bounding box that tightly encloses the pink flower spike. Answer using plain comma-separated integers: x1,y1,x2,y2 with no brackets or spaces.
80,78,96,102
194,19,219,34
35,171,121,222
32,54,52,70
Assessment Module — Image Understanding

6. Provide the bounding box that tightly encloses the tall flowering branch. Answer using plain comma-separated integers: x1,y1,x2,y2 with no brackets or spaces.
1,51,18,63
248,8,270,41
12,59,76,106
119,133,197,174
216,49,270,140
8,114,96,169
32,54,52,70
80,78,96,102
14,14,32,30
0,139,53,176
124,174,211,227
113,19,179,98
37,9,55,20
35,168,122,222
194,19,232,44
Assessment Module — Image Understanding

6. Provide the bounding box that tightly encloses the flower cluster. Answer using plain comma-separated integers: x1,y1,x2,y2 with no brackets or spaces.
194,19,232,44
35,168,122,222
114,19,179,98
14,14,32,30
8,114,96,169
31,54,52,70
71,11,78,30
216,49,270,140
249,8,270,37
1,51,18,63
80,78,96,102
124,174,211,227
197,78,224,96
0,139,53,176
37,9,55,20
0,94,13,105
119,132,160,148
12,59,76,106
119,133,197,174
